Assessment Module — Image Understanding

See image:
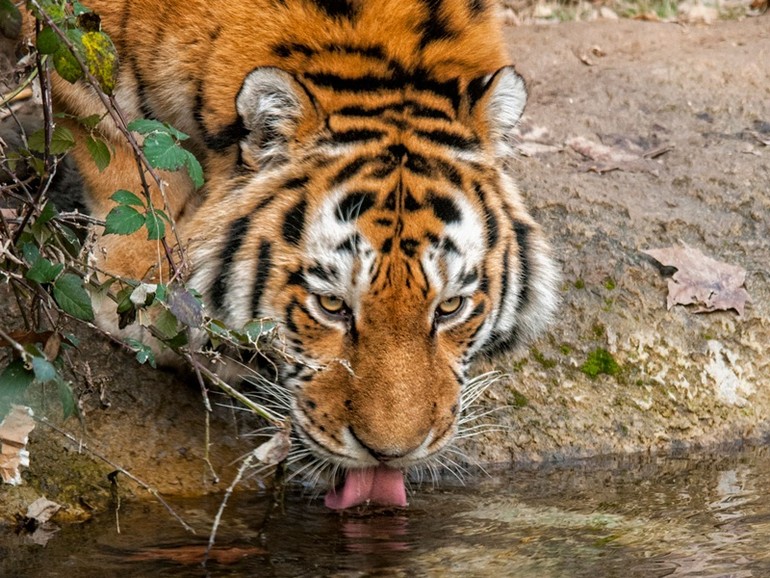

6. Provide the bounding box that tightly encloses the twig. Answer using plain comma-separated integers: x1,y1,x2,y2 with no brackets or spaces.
36,416,196,534
203,449,258,567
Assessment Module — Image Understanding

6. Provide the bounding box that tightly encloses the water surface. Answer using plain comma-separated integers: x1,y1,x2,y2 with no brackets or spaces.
3,444,770,577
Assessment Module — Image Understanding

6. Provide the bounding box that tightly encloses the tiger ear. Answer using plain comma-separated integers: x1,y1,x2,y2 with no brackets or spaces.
236,67,319,169
468,66,527,159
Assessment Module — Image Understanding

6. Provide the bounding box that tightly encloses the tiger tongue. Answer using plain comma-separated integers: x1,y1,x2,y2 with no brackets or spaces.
324,466,407,510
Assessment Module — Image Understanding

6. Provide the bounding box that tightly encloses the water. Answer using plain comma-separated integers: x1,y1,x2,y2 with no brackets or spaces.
3,444,770,577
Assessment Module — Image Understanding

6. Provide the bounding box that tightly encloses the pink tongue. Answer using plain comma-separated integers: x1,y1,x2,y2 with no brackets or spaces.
324,466,407,510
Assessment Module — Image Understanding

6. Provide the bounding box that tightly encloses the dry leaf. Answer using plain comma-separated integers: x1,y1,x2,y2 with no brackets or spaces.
567,135,671,174
25,497,61,524
513,121,562,157
644,244,751,315
131,545,266,565
254,427,291,466
0,405,35,485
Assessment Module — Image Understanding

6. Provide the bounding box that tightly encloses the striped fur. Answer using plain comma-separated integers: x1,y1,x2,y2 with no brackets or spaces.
53,0,558,471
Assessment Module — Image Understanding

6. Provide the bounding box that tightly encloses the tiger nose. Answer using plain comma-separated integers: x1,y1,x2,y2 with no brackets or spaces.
350,428,423,462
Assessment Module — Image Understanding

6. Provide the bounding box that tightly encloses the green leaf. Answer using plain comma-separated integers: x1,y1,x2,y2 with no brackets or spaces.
81,31,118,94
31,356,57,384
144,208,165,240
21,242,41,264
0,360,34,410
142,132,187,171
153,308,179,340
56,377,77,419
85,135,111,171
183,150,204,189
79,114,102,130
27,125,76,155
110,189,144,207
37,201,59,225
36,25,61,54
127,118,169,135
104,204,145,235
53,273,95,322
26,256,64,284
243,319,277,342
126,339,156,369
53,44,83,84
127,119,188,140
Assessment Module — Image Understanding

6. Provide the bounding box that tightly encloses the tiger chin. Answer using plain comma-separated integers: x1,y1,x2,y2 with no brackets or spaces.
46,0,559,509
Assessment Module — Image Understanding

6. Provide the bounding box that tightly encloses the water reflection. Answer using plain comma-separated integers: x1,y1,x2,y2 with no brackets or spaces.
3,445,770,577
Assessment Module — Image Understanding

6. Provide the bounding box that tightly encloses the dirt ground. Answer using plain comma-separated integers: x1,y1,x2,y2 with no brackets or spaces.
1,15,769,521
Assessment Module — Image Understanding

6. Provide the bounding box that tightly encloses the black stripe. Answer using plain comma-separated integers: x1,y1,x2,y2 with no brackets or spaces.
336,234,359,253
307,264,338,282
467,300,486,321
282,175,310,190
415,129,477,149
419,0,458,49
400,238,420,258
426,192,461,224
282,199,307,245
330,128,386,144
461,269,479,287
432,157,463,188
305,72,401,93
404,190,421,212
308,0,358,19
211,216,250,311
323,43,385,60
273,41,315,58
498,246,511,319
336,101,452,121
468,0,486,16
513,220,532,314
286,269,308,289
330,155,371,186
251,240,273,316
336,191,376,222
194,80,248,151
475,183,499,247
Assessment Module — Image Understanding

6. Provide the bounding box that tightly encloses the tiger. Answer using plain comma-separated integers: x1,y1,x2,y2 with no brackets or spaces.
42,0,558,509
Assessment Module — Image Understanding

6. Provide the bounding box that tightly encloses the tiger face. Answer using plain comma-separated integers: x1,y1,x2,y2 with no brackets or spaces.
185,66,558,503
48,0,558,508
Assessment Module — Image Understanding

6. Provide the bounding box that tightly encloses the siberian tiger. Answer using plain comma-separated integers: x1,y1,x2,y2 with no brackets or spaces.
45,0,558,509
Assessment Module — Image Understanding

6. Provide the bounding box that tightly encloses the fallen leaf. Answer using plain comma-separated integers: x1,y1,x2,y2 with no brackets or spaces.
0,405,35,485
567,134,671,174
254,427,292,466
644,244,751,315
513,121,562,157
25,497,62,524
130,544,266,565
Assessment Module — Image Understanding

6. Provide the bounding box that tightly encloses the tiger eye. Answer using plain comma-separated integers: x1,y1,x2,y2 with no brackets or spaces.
318,294,346,314
437,296,464,316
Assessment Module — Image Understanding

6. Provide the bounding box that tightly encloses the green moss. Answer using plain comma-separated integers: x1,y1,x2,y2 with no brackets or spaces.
592,323,606,339
559,344,572,355
511,358,528,372
574,278,586,290
580,348,621,379
603,277,616,291
531,348,557,369
511,389,529,408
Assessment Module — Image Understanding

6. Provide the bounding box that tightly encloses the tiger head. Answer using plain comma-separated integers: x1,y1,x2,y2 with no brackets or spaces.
188,64,558,505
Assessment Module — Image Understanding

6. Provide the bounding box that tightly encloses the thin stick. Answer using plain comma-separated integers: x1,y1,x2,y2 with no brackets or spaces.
203,450,258,567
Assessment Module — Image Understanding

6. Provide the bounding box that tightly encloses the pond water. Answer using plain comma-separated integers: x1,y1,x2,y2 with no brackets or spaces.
3,444,770,577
